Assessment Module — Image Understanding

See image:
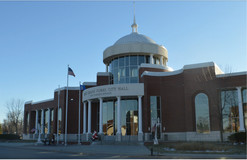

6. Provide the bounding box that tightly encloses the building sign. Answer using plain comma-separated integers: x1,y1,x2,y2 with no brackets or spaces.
83,83,144,101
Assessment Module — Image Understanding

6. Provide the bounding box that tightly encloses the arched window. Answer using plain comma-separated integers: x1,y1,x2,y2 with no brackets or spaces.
195,93,210,133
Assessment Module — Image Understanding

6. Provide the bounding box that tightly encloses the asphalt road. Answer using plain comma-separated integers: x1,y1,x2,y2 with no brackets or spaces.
0,146,134,159
0,143,246,159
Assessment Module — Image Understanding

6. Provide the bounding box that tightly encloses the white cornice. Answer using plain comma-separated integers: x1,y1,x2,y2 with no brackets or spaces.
183,62,214,70
141,69,183,77
31,98,54,105
183,62,224,75
216,71,247,78
83,82,97,86
25,101,33,104
54,87,79,92
97,72,112,76
141,62,227,77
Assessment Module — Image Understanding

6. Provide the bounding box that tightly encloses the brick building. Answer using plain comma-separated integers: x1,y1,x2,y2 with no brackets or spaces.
23,19,246,143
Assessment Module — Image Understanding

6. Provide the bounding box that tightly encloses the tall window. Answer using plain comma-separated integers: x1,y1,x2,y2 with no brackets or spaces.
242,89,247,130
221,90,239,132
38,110,41,130
102,99,138,136
195,93,210,133
109,55,150,84
150,96,161,138
103,101,114,136
58,108,62,134
45,109,49,134
50,109,54,133
121,99,138,136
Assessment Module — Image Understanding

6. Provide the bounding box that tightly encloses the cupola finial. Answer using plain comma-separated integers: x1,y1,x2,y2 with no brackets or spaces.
131,1,138,33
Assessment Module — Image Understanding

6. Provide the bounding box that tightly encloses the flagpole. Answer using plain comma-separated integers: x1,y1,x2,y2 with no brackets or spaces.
57,85,60,145
65,64,69,146
78,81,81,145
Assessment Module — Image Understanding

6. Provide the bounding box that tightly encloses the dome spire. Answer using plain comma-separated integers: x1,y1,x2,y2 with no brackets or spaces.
131,1,138,33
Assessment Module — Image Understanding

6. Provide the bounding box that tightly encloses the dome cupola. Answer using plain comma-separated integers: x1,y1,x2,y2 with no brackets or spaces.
103,11,170,84
103,22,168,65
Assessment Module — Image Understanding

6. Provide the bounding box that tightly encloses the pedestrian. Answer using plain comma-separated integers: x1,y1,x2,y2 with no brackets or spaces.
92,130,98,141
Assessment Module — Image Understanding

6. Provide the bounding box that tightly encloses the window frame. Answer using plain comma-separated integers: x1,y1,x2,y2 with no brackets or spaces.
194,92,211,134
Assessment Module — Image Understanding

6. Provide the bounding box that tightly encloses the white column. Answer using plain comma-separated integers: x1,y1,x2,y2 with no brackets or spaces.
47,108,51,134
116,96,121,141
35,110,38,134
237,87,245,131
99,98,103,134
159,56,163,66
150,54,154,64
106,64,108,72
83,102,87,134
138,96,143,134
87,100,91,134
138,96,143,141
41,109,44,134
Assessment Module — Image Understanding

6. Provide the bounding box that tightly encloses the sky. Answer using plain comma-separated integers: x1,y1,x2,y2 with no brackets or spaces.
0,0,246,123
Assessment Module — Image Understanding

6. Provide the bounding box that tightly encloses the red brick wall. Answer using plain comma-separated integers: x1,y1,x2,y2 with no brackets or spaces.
97,75,111,86
141,65,246,133
24,66,246,136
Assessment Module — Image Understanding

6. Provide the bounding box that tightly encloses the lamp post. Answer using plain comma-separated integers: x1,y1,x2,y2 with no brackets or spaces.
36,124,42,145
154,118,161,145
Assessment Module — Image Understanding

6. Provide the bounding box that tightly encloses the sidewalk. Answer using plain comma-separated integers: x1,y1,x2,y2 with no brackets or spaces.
151,152,247,159
35,144,150,156
0,142,246,159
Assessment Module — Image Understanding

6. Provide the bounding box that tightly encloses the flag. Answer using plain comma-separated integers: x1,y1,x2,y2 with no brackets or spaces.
80,85,86,91
68,67,75,77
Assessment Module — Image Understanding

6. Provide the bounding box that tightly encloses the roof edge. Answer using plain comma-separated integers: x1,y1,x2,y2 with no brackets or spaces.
216,71,247,78
54,87,79,92
141,62,227,77
97,72,112,76
31,98,54,105
141,69,183,77
83,82,97,86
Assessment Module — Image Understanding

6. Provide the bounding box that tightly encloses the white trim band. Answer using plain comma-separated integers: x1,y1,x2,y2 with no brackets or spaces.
31,98,54,105
97,72,112,76
83,82,97,86
216,71,247,78
142,69,183,77
141,62,227,78
54,87,79,92
83,83,144,101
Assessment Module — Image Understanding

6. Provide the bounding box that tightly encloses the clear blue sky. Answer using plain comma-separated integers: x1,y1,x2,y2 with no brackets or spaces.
0,0,246,123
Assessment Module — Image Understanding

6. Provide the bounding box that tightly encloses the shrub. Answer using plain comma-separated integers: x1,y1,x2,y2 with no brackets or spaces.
0,134,20,140
228,132,246,143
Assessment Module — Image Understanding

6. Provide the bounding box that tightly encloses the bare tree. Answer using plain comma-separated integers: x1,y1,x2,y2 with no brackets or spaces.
0,123,2,134
216,66,238,142
2,119,10,134
221,90,239,131
5,99,24,135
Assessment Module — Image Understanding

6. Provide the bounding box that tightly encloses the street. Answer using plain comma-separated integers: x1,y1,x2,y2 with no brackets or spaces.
0,146,133,159
0,143,246,159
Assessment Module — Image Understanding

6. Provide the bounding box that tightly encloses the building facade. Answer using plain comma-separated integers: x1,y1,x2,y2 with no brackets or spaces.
23,20,247,142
